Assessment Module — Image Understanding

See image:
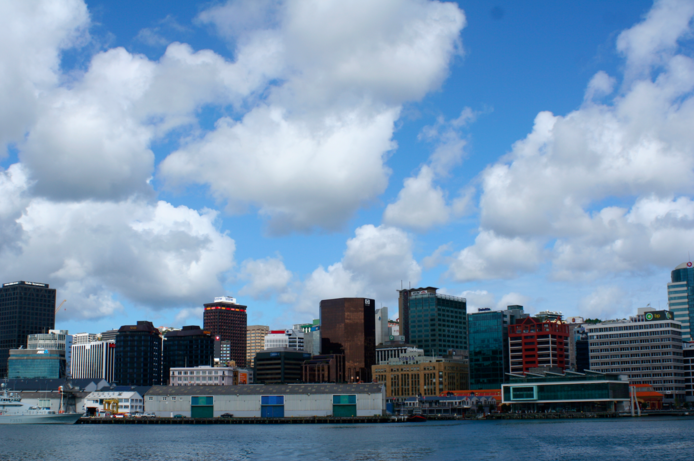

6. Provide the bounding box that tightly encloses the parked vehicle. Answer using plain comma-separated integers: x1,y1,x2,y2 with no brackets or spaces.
220,413,234,419
173,414,186,418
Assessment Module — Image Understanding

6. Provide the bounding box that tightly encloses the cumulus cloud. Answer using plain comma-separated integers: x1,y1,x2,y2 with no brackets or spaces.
293,224,421,315
448,0,694,282
174,307,204,326
239,256,293,299
383,108,475,232
162,0,466,233
579,286,632,320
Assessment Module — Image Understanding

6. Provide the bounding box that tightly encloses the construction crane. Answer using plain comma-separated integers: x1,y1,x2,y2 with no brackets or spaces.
55,299,67,315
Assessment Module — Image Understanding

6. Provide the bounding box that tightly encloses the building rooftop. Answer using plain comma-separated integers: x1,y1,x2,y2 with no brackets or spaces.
145,383,384,396
674,262,694,270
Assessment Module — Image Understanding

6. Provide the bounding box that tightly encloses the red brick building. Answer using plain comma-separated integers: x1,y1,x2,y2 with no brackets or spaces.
508,317,569,373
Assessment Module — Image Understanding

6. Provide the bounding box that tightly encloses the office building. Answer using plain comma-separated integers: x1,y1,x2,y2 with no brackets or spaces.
114,321,162,386
388,320,399,337
203,296,247,367
303,325,321,356
468,306,528,389
27,329,72,374
320,297,376,383
254,348,311,384
574,325,590,373
71,340,116,382
264,329,304,351
684,342,693,402
669,262,694,341
375,307,389,346
509,317,570,373
502,369,630,413
585,308,685,404
215,340,232,365
376,343,423,364
398,287,467,357
162,326,215,384
169,365,252,386
372,355,469,399
0,281,56,377
72,333,99,345
100,329,119,342
7,349,66,379
302,354,346,383
246,325,269,368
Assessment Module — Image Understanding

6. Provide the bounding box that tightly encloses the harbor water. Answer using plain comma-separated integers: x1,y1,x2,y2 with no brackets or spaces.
1,417,693,460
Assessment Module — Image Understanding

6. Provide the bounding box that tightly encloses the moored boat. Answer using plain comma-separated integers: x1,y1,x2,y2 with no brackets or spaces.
0,383,82,424
406,414,427,422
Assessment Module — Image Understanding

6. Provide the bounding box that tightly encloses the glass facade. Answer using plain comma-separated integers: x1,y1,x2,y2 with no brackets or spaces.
468,312,503,389
405,290,467,357
669,264,694,341
114,321,162,386
503,382,629,402
8,350,65,379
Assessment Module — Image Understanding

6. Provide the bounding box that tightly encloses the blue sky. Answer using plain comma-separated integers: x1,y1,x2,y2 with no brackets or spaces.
1,0,693,335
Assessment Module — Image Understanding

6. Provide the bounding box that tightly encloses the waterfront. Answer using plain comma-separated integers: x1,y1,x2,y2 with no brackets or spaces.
1,417,693,461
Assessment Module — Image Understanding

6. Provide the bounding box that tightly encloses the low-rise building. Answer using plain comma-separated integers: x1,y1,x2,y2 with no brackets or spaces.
169,365,253,386
144,383,385,418
83,390,145,416
254,349,311,384
372,355,468,399
501,369,631,412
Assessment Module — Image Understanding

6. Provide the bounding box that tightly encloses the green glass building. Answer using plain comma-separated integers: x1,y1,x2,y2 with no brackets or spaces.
468,307,527,389
402,287,467,357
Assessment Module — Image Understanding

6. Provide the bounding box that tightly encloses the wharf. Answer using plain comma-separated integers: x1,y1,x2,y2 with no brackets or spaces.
79,416,401,424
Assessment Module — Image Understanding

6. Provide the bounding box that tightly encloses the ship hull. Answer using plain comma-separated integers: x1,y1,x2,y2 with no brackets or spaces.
0,413,83,424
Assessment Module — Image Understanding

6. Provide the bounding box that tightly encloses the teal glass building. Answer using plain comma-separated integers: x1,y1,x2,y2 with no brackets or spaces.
403,288,467,357
468,307,527,389
669,262,694,341
8,349,66,379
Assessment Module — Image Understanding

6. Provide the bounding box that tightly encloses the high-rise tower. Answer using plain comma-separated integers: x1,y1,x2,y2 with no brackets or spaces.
669,262,694,342
203,296,247,367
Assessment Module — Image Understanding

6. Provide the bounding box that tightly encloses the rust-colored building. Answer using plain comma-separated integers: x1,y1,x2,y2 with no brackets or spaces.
302,354,345,383
320,298,376,383
508,317,569,373
203,297,247,367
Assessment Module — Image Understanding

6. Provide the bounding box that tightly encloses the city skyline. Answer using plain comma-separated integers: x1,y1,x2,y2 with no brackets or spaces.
1,0,693,336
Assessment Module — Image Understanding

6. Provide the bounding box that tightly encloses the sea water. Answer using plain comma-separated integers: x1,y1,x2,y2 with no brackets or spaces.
0,417,692,460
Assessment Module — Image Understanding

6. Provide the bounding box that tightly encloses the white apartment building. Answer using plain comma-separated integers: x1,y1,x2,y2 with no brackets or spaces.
71,340,116,382
169,365,254,386
72,333,99,345
264,329,304,351
585,308,685,403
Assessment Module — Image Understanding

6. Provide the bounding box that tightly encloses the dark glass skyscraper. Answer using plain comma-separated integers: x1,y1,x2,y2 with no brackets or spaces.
320,298,375,383
400,287,467,357
0,281,56,378
669,262,694,342
203,297,247,367
114,321,162,386
162,326,215,384
467,307,527,389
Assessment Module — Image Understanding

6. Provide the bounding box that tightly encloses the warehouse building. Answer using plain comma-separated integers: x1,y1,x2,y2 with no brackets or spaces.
144,383,385,418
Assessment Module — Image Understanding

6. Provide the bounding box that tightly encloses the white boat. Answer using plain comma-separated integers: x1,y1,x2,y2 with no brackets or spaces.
0,383,82,424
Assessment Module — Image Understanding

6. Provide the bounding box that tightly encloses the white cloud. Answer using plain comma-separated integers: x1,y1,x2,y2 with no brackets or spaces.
496,292,529,311
174,307,204,327
383,108,474,232
294,224,421,315
239,256,293,299
579,286,632,320
162,0,466,233
448,1,694,282
460,289,495,312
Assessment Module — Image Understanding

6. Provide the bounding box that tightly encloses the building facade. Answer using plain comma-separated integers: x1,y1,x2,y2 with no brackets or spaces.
246,325,269,368
203,296,247,367
375,307,389,346
84,390,144,416
8,349,66,379
302,354,346,383
144,383,385,418
508,317,570,373
502,370,630,412
376,344,423,364
72,333,99,345
0,281,56,377
114,321,162,386
162,326,215,384
398,287,467,357
585,308,685,403
320,298,376,383
669,262,694,342
264,329,304,351
468,307,527,389
169,365,252,386
71,340,116,382
254,349,311,384
684,342,693,403
372,355,469,399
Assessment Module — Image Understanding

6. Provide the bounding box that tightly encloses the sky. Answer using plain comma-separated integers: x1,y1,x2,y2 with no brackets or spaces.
2,0,694,335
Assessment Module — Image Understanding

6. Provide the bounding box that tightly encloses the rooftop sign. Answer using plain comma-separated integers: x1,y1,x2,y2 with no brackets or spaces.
644,310,674,322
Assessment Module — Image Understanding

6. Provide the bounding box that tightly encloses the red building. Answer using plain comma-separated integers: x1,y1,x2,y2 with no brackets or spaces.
203,296,247,367
508,317,569,373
